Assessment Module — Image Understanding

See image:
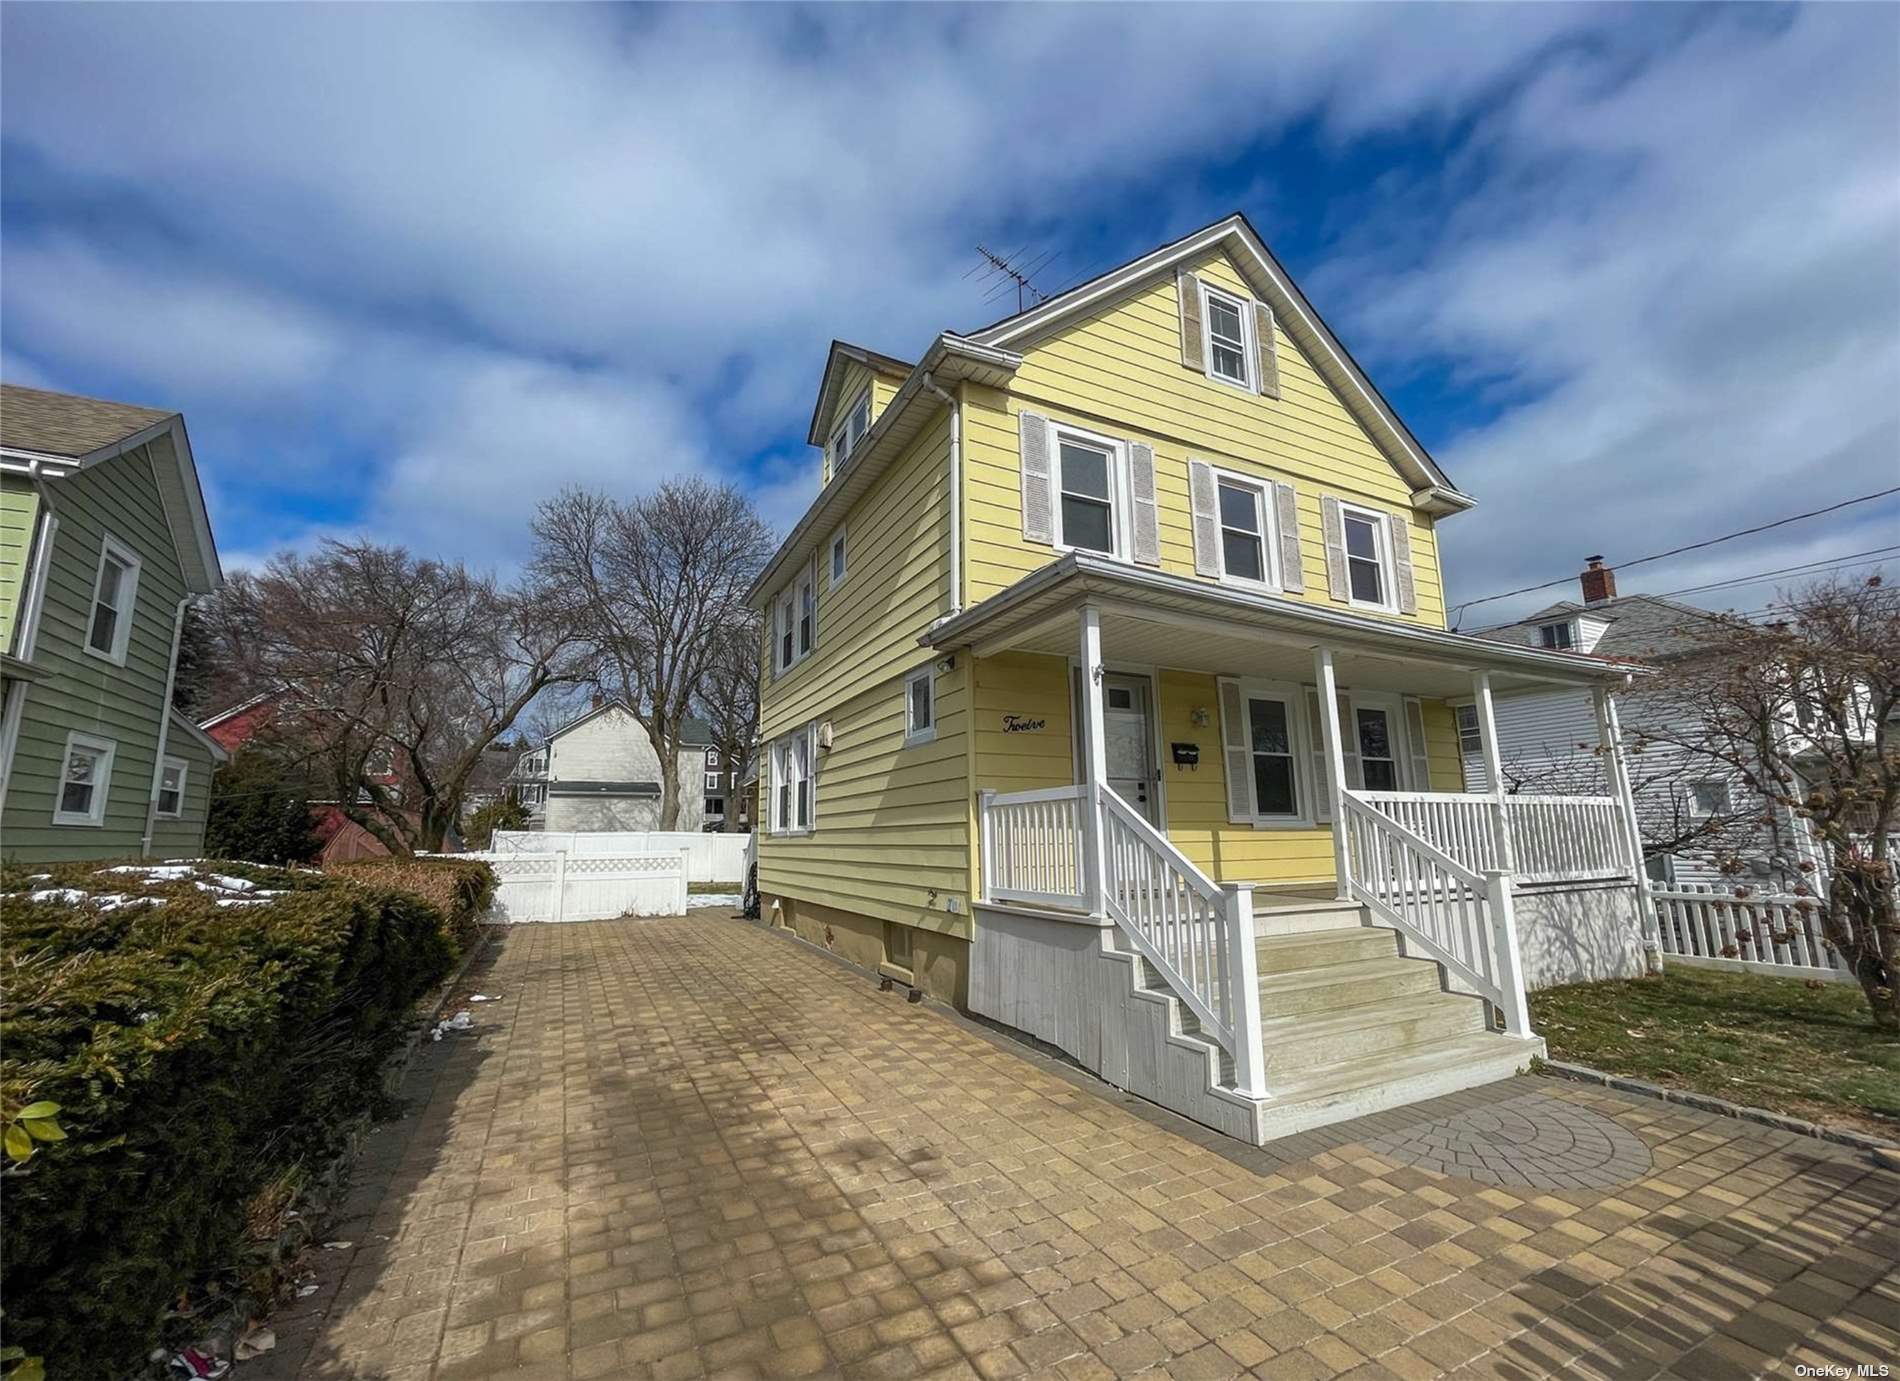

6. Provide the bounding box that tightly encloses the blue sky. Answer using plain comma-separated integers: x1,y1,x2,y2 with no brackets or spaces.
4,2,1896,623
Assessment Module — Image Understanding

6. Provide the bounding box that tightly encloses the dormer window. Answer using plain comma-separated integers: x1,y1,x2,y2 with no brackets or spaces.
1539,621,1575,651
1201,284,1254,390
826,389,872,482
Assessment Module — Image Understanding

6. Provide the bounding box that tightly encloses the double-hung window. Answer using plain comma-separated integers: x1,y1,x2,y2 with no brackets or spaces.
827,389,872,481
829,527,848,587
773,569,817,674
1339,504,1393,610
157,756,188,818
86,536,141,664
1215,473,1275,588
1247,694,1302,821
1055,430,1118,555
1202,284,1254,390
904,668,936,746
771,725,817,834
1454,704,1483,756
53,732,116,826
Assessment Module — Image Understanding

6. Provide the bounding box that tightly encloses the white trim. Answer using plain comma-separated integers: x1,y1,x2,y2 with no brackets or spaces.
904,668,937,746
156,755,189,818
772,565,818,675
827,524,849,589
1337,503,1397,614
52,730,117,827
83,533,142,667
1344,691,1407,793
1209,467,1281,593
1236,679,1316,828
1049,420,1129,560
768,722,818,835
825,385,872,483
1199,281,1256,392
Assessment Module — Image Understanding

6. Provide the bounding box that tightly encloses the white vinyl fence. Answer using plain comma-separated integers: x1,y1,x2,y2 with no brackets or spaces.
1652,884,1848,981
490,830,749,883
471,849,689,922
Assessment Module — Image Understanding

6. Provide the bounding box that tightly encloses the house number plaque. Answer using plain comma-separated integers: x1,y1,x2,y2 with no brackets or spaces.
1001,715,1046,734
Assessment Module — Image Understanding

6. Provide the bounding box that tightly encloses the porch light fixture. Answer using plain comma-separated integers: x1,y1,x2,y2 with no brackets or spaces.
1191,706,1211,728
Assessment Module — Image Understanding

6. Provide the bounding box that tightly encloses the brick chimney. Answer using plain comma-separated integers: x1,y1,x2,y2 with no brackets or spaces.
1580,555,1617,606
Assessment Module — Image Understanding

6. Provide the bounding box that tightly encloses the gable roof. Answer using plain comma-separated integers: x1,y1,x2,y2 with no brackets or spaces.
168,706,232,763
804,341,914,447
965,212,1470,514
544,700,713,748
0,383,223,595
1477,594,1744,661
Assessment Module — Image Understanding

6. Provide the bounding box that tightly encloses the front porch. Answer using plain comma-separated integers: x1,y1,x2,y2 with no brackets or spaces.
932,554,1650,1142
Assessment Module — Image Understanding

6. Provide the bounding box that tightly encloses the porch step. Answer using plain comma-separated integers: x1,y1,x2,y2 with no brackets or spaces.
1254,927,1400,974
1256,1031,1545,1142
1254,953,1446,1017
1257,989,1489,1071
1251,896,1368,937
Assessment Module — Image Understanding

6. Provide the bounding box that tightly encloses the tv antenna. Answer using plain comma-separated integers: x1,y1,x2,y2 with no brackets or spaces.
970,244,1058,313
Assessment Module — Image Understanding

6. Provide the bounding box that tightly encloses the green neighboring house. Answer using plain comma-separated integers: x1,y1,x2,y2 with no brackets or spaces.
1,384,228,863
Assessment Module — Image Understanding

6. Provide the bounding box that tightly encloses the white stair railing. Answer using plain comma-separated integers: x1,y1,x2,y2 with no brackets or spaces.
1098,788,1268,1098
1339,789,1532,1037
978,786,1089,909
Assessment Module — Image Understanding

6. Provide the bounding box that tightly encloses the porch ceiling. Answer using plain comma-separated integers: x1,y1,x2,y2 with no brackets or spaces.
928,554,1641,698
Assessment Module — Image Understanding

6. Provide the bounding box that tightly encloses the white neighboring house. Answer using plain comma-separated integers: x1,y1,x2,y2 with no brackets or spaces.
1469,557,1820,888
508,702,715,832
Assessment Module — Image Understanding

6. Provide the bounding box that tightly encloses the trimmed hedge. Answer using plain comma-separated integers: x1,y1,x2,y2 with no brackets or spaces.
0,859,471,1377
325,855,495,952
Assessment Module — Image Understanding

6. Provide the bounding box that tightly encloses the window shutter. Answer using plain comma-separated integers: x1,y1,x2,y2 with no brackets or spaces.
1321,496,1349,600
1254,302,1280,399
1178,271,1206,372
1129,442,1160,566
1303,687,1331,823
1273,482,1304,593
1217,677,1253,824
1019,411,1053,545
1390,513,1418,614
1188,460,1220,578
1402,696,1433,791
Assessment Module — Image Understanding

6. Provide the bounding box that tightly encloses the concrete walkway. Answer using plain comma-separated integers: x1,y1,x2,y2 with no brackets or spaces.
260,915,1898,1380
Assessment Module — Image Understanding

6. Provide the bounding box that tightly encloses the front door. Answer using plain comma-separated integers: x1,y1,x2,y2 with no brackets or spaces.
1103,674,1161,825
1351,695,1404,792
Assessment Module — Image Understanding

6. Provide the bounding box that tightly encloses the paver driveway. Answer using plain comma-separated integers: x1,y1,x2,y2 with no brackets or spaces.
263,916,1898,1381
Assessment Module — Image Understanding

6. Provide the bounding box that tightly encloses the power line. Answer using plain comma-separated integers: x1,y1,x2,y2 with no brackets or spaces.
1448,485,1900,625
1646,547,1900,601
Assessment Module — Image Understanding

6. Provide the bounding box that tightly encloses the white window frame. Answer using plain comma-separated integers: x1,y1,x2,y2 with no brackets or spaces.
52,731,117,827
827,387,872,481
904,668,937,747
1241,682,1314,828
1688,778,1732,818
1453,703,1483,756
1050,422,1129,559
1539,621,1575,651
1211,468,1280,592
773,567,817,675
769,724,818,836
84,534,142,666
705,748,720,770
704,769,721,792
828,525,849,588
1338,502,1397,613
156,755,189,819
1347,692,1408,793
1200,282,1257,392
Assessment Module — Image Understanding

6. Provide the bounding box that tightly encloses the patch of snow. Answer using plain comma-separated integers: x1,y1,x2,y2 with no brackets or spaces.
100,864,195,880
28,888,89,905
687,893,743,910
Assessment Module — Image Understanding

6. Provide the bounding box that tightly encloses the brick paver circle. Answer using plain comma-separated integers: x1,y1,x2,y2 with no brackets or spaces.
1364,1089,1654,1189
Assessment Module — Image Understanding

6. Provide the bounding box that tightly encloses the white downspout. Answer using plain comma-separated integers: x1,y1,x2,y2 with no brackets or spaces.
921,372,962,618
140,595,192,857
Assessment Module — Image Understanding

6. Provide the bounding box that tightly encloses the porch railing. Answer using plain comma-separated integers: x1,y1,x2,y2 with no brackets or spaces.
1652,884,1846,981
978,786,1089,909
1356,789,1634,884
1339,789,1531,1037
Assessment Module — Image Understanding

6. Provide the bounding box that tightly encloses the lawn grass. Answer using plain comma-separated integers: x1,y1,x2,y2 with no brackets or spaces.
1529,966,1900,1138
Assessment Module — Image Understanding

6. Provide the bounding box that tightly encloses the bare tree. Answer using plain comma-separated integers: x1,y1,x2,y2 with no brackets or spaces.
211,541,591,853
695,615,762,833
530,480,773,829
1634,575,1897,1027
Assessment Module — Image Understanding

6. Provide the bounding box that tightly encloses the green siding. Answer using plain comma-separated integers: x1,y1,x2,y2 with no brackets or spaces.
1,475,39,651
3,445,192,863
148,725,218,860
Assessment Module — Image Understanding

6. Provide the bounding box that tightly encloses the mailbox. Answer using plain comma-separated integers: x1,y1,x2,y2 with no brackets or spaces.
1170,741,1201,768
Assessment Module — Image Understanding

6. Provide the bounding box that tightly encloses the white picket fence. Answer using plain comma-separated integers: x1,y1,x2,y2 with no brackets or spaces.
1651,883,1848,981
490,830,749,883
469,849,690,923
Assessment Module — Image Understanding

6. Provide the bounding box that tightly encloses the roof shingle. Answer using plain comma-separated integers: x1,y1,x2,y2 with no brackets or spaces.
0,383,175,459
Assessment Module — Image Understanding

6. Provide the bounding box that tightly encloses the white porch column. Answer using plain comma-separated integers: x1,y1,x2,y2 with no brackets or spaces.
1078,605,1109,916
1313,646,1352,900
1470,672,1516,873
1594,684,1662,970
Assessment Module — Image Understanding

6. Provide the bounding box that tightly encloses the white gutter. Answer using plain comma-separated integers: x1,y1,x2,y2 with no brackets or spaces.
921,372,962,618
140,594,192,857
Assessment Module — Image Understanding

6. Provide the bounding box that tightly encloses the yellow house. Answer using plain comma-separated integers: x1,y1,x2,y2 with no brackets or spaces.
750,215,1651,1143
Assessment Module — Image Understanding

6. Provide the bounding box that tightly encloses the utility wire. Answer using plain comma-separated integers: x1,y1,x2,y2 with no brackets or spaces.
1449,485,1900,625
